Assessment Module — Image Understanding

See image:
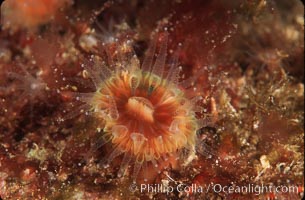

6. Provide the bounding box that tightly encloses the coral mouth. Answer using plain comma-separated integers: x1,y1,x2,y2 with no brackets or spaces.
126,96,154,123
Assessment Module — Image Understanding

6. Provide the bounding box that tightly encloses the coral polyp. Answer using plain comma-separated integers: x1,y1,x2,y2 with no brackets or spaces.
7,66,48,101
1,0,71,30
67,34,204,181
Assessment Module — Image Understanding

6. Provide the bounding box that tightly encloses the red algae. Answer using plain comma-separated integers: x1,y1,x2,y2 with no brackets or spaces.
0,0,304,199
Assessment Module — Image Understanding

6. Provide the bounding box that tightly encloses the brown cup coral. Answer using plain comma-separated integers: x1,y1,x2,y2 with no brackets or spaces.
63,33,210,182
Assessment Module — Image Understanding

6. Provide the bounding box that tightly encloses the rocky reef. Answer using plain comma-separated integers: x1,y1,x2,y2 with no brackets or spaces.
0,0,303,199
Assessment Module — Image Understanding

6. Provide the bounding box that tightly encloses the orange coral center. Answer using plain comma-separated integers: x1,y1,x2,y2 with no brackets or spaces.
93,70,197,161
126,96,154,124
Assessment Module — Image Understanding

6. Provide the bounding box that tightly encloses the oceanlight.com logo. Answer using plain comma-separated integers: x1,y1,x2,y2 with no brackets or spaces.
129,174,303,196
